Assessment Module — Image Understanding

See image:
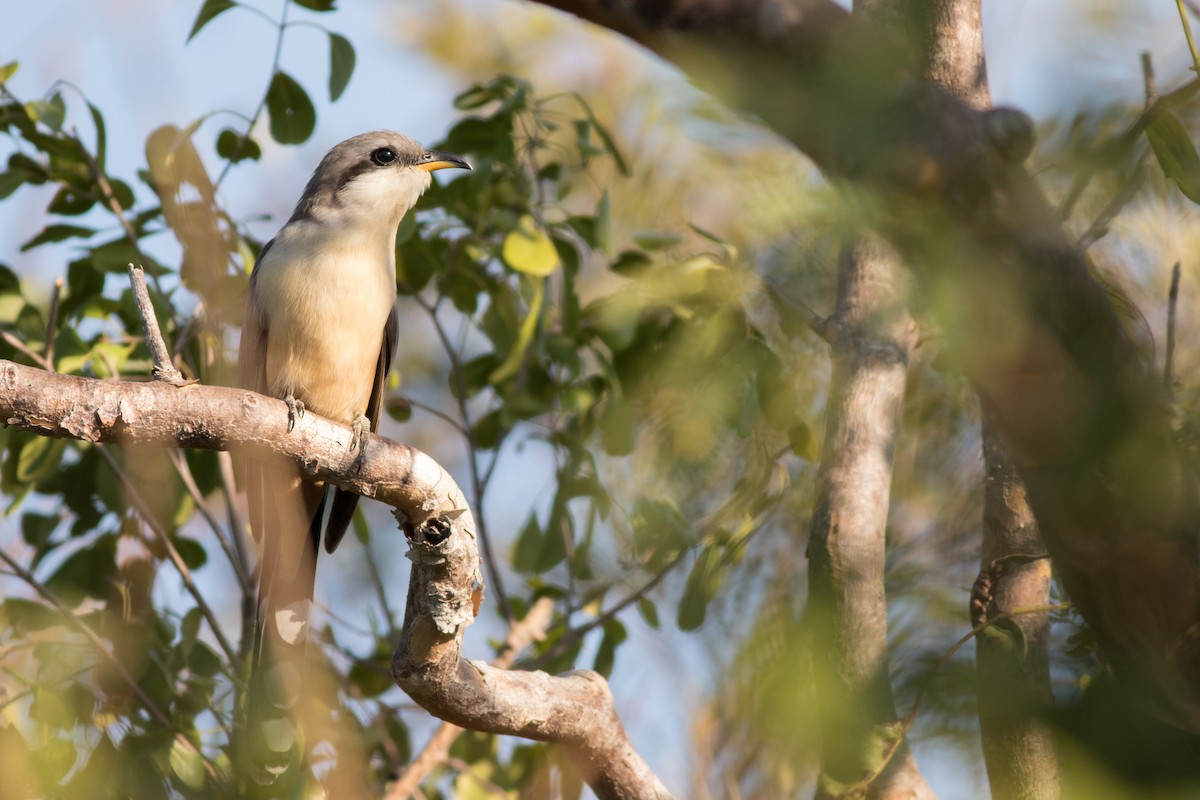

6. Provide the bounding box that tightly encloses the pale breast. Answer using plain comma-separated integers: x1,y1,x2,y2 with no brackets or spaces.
254,222,396,424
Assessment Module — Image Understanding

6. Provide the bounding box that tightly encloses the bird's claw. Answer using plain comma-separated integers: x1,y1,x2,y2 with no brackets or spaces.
351,413,370,454
285,395,306,432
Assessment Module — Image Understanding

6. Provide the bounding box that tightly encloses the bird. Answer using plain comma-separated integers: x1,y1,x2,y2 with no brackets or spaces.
236,131,470,782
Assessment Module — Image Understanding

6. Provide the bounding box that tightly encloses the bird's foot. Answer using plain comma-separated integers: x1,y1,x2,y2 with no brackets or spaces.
350,413,370,454
284,394,306,432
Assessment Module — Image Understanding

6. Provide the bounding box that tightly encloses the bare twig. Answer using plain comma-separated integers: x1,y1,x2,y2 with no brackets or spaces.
1166,261,1182,390
95,445,239,665
126,264,192,386
170,449,251,593
1178,0,1200,74
1,331,52,371
413,293,512,623
43,277,62,364
1142,51,1158,110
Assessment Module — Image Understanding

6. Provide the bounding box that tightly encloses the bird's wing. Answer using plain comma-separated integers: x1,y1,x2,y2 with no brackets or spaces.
238,247,271,544
239,241,325,780
323,301,399,554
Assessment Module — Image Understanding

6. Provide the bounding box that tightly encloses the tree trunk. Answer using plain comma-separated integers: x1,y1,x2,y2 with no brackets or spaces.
906,0,1063,795
806,236,931,799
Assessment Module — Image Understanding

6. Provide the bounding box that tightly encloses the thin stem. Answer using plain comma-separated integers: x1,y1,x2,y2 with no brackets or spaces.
213,0,290,192
407,397,471,437
127,265,191,385
43,277,62,363
1178,0,1200,74
96,446,240,666
170,449,251,593
1165,261,1181,389
413,293,513,622
2,331,52,371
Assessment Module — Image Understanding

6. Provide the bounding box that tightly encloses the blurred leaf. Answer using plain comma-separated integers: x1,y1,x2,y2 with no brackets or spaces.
328,33,355,101
593,618,626,677
293,0,336,10
20,223,94,251
490,278,544,383
25,93,66,132
266,71,316,145
636,597,660,629
187,0,236,42
16,435,67,483
1147,110,1200,204
502,216,558,276
215,128,261,163
789,419,819,460
678,546,725,631
46,534,117,604
0,61,17,83
169,738,205,790
632,230,681,251
173,535,207,570
599,396,635,456
348,659,393,698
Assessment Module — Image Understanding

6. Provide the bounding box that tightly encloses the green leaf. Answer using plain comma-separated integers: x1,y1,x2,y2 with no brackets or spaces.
179,607,202,656
16,435,67,483
266,71,316,146
599,396,635,456
592,618,626,677
1147,110,1200,203
490,278,545,383
511,515,544,574
788,419,819,460
46,534,117,605
678,546,725,631
187,0,236,42
169,738,206,790
2,598,58,632
20,223,94,251
25,93,66,132
0,170,25,200
636,597,659,629
502,216,559,276
632,230,681,250
215,128,261,163
293,0,336,10
88,101,107,171
173,535,208,570
0,61,18,83
328,33,355,102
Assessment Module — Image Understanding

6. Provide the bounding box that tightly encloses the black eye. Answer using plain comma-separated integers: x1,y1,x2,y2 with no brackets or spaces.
421,152,433,161
371,147,397,166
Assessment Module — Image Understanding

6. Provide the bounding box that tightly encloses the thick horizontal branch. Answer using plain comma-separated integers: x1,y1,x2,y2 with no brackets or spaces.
0,360,674,798
0,359,463,526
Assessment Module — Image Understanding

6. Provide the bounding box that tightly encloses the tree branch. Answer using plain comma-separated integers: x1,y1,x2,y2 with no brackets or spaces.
0,361,675,799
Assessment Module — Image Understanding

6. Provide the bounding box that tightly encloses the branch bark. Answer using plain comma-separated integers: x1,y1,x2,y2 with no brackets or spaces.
912,0,1062,794
805,235,930,800
0,361,674,800
529,0,1200,735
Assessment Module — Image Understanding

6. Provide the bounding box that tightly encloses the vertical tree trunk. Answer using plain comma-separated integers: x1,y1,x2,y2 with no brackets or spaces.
976,412,1059,800
911,0,1061,795
806,236,931,799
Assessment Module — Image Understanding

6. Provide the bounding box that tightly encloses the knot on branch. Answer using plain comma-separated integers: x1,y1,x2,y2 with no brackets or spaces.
982,107,1035,165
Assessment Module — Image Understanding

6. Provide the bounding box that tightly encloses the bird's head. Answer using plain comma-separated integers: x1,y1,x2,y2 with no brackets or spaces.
289,130,471,228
